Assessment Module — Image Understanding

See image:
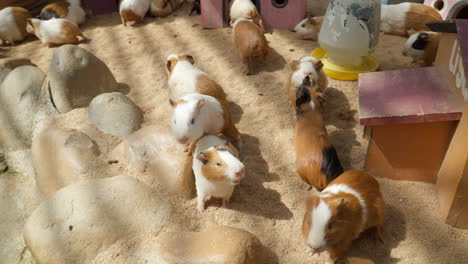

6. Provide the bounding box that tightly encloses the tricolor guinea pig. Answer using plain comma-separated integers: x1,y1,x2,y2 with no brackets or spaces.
26,18,87,47
193,135,245,212
0,7,32,45
232,18,269,75
295,76,343,191
150,0,184,17
293,16,323,41
402,31,441,66
289,56,328,109
380,3,442,37
302,170,385,264
166,54,227,104
38,0,88,25
230,0,263,30
169,93,240,154
119,0,151,26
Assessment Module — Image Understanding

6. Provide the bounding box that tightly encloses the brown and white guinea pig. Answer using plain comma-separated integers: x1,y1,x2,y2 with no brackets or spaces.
230,0,263,30
0,7,32,45
293,16,323,41
402,31,441,66
38,0,88,25
302,170,385,264
295,76,343,191
26,18,87,47
169,93,241,153
193,135,245,212
289,56,328,109
150,0,184,17
166,54,227,104
232,18,269,75
119,0,151,26
380,3,442,37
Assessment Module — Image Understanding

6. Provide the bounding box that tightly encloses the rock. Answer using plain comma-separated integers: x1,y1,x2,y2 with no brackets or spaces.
0,66,46,150
24,176,172,264
47,45,118,113
88,92,143,137
92,226,268,264
32,126,100,197
110,126,194,198
0,57,35,70
0,66,11,85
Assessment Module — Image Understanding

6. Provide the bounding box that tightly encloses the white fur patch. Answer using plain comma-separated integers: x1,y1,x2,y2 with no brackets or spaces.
322,184,368,231
0,7,24,43
219,150,244,182
231,17,253,28
36,18,69,44
380,3,411,35
120,0,151,17
307,199,331,250
291,59,319,88
65,0,86,25
230,0,258,21
167,57,206,100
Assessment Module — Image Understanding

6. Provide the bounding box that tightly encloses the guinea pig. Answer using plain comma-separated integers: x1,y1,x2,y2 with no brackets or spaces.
292,16,323,41
380,3,442,37
302,170,385,264
38,0,87,25
0,7,32,45
169,93,240,154
288,56,328,109
232,18,269,75
188,0,201,16
230,0,263,30
150,0,184,17
295,76,343,191
119,0,151,26
402,31,441,66
193,135,245,212
166,54,227,104
26,18,87,47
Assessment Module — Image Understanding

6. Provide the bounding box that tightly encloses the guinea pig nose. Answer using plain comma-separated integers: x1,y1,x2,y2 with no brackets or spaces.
304,72,312,76
236,168,245,178
178,137,188,144
290,29,296,32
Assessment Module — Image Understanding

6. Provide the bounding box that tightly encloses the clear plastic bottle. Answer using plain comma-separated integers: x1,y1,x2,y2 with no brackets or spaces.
318,0,381,67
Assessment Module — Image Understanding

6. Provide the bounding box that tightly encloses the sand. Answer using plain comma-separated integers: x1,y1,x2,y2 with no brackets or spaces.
1,4,468,264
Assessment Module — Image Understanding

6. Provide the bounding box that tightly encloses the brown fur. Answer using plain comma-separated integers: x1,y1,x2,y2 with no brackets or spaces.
120,9,143,26
288,60,327,109
233,20,269,75
41,2,70,18
405,4,442,35
150,0,181,17
303,170,385,263
300,16,323,40
221,103,241,145
4,7,32,44
196,75,227,105
200,143,240,181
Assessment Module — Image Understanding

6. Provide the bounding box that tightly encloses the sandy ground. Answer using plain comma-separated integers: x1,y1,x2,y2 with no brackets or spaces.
1,4,468,264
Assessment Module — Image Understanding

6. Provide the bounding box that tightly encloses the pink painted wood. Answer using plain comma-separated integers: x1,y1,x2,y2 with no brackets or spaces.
456,19,468,83
259,0,306,30
424,0,468,19
84,0,118,15
201,0,229,28
359,67,463,126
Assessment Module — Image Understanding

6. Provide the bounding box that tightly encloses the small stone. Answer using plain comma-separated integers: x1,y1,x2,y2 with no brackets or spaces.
88,92,143,137
289,49,295,52
258,93,264,96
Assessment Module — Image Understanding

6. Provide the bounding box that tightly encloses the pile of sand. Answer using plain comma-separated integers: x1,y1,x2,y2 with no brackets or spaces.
1,4,467,264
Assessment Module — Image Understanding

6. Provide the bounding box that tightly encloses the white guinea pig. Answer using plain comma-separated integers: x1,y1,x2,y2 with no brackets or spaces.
26,18,87,47
169,93,240,153
193,135,245,212
38,0,87,25
302,170,385,264
119,0,151,26
166,54,227,104
293,16,323,41
0,7,32,45
402,31,441,66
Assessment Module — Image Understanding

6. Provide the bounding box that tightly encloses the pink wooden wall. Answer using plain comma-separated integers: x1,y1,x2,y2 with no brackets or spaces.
424,0,468,19
201,0,228,28
260,0,306,30
85,0,118,15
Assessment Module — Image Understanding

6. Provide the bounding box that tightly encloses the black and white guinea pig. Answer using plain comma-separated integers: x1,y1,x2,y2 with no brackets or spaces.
402,31,441,66
38,0,88,25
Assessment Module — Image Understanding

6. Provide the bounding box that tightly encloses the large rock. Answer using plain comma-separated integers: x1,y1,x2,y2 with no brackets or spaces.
47,45,118,113
0,66,46,150
32,126,100,197
24,176,172,264
88,92,143,137
92,226,268,264
0,57,35,70
110,126,194,198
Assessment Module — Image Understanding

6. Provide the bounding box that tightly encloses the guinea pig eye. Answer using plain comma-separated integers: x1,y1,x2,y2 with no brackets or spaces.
191,118,195,125
327,222,333,230
216,162,222,167
301,24,305,28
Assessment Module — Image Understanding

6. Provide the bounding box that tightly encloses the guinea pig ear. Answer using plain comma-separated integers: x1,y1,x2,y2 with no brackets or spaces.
166,60,173,72
308,16,316,24
195,99,206,114
289,60,300,71
335,197,349,215
185,55,195,65
313,61,324,71
169,99,175,106
196,152,209,165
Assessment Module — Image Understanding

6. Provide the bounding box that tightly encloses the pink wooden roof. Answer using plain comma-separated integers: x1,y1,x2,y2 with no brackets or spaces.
359,67,463,126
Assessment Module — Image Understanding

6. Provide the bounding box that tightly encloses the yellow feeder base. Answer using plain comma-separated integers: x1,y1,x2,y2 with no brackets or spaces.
311,48,379,81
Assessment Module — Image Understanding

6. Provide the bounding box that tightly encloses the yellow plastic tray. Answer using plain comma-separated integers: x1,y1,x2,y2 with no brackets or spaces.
311,48,379,81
